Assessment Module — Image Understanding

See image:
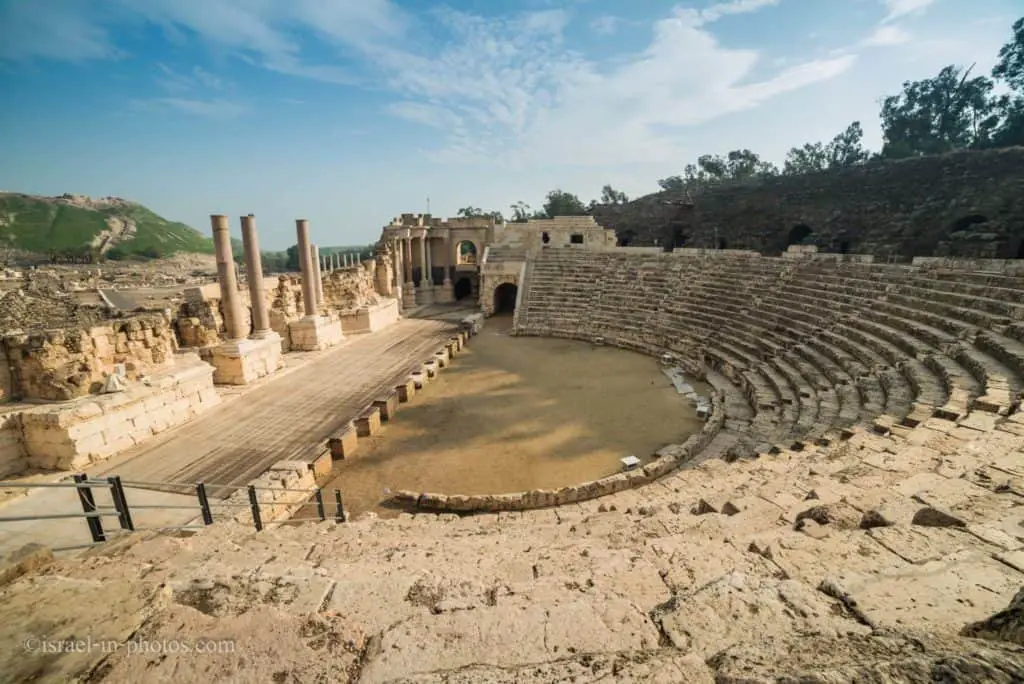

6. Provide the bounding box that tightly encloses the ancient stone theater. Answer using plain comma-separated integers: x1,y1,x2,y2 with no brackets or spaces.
1,149,1024,682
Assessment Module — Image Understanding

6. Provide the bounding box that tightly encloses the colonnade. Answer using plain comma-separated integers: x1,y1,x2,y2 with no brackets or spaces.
387,231,458,307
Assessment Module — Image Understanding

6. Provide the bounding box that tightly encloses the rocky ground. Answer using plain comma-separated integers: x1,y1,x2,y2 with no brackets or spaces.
0,254,217,333
0,405,1022,682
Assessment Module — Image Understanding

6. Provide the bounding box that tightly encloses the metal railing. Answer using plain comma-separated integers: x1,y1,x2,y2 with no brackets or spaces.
0,474,346,550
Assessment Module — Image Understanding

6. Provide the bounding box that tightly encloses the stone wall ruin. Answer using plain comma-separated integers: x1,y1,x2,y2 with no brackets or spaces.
593,147,1024,259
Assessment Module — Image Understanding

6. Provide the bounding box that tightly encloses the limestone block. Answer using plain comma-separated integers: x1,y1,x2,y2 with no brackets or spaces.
395,379,416,402
355,407,381,437
329,423,358,460
373,391,399,421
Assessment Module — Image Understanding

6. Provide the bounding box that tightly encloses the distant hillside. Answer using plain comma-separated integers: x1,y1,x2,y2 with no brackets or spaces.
0,192,213,260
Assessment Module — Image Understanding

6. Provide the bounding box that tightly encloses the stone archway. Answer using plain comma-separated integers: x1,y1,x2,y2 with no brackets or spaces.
454,277,473,300
493,283,518,315
456,240,478,265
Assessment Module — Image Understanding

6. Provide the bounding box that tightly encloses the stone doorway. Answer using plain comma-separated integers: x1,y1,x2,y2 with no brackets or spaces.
493,283,518,314
454,277,473,300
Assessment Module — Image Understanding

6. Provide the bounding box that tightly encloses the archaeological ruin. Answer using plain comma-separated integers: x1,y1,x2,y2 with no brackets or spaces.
2,162,1024,681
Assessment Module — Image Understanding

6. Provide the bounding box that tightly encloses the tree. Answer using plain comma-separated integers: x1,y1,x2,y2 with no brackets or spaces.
783,142,829,175
783,121,868,174
510,201,532,222
457,206,484,217
541,189,588,218
991,17,1024,147
880,64,999,158
599,184,629,205
285,244,301,271
993,17,1024,92
657,176,686,192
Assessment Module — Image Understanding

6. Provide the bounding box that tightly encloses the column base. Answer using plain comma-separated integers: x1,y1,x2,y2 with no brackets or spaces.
210,333,284,385
288,315,344,351
436,280,455,304
402,288,418,310
416,285,436,306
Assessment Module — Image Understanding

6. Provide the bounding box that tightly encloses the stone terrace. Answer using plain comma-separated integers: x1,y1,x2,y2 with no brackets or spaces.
517,250,1024,457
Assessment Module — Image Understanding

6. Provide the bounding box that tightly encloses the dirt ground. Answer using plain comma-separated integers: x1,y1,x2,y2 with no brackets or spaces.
322,315,709,517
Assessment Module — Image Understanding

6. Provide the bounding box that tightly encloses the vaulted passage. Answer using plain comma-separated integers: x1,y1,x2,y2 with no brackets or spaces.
787,223,813,247
493,283,518,314
454,277,473,300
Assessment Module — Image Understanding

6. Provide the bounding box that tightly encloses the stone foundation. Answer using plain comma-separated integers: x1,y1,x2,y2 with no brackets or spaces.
2,313,177,402
209,333,283,385
288,315,344,352
0,411,25,479
339,299,400,335
13,354,218,472
328,422,358,460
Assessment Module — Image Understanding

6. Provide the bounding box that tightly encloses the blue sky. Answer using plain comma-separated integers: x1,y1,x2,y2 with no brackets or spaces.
0,0,1019,250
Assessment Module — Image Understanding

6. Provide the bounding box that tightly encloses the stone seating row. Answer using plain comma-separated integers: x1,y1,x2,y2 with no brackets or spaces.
518,251,1024,461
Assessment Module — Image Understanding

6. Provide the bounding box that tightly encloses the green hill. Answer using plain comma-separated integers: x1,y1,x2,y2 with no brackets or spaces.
0,192,213,260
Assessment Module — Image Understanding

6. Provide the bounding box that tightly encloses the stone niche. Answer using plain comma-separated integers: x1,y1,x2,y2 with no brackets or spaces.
2,313,177,402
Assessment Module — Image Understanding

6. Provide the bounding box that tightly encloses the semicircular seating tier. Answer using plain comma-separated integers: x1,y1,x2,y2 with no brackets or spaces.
515,250,1024,459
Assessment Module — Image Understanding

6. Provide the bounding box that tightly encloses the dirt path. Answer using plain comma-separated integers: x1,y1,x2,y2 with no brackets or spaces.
323,315,709,517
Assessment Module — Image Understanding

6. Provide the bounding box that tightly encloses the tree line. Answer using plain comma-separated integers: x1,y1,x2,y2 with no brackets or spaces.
461,16,1023,217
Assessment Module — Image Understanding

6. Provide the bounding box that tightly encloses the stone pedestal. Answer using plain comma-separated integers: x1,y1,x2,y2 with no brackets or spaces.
402,288,418,310
416,285,435,306
210,333,284,385
437,280,455,303
288,315,344,351
339,299,400,335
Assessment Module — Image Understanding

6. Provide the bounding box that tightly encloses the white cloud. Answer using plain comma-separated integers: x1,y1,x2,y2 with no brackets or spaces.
146,63,240,118
881,0,936,23
864,25,913,46
697,0,781,25
2,0,853,166
382,4,852,166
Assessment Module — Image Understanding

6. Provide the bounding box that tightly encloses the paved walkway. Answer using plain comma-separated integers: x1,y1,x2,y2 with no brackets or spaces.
94,316,459,494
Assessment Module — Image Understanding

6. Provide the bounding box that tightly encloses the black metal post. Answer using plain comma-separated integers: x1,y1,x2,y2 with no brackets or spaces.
334,489,346,523
107,476,134,531
196,482,213,525
248,485,263,532
315,489,325,521
74,473,105,543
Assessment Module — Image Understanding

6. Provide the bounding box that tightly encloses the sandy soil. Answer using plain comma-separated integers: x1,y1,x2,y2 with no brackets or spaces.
321,316,709,517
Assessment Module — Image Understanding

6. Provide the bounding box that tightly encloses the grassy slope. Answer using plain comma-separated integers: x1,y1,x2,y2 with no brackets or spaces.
0,193,213,257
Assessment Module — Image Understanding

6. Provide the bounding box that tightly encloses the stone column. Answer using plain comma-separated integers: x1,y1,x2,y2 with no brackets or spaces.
419,235,428,286
404,237,414,283
296,219,317,317
439,231,454,303
394,240,404,289
425,237,433,286
310,244,324,308
240,214,271,337
211,214,247,341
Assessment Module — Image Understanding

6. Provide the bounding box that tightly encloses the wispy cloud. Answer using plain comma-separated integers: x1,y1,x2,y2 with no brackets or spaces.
0,0,122,62
382,3,853,165
590,16,620,36
881,0,936,23
864,25,913,46
2,0,854,163
144,63,243,119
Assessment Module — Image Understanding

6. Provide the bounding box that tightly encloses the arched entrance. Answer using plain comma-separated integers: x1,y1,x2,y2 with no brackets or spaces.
454,277,473,300
493,283,518,314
